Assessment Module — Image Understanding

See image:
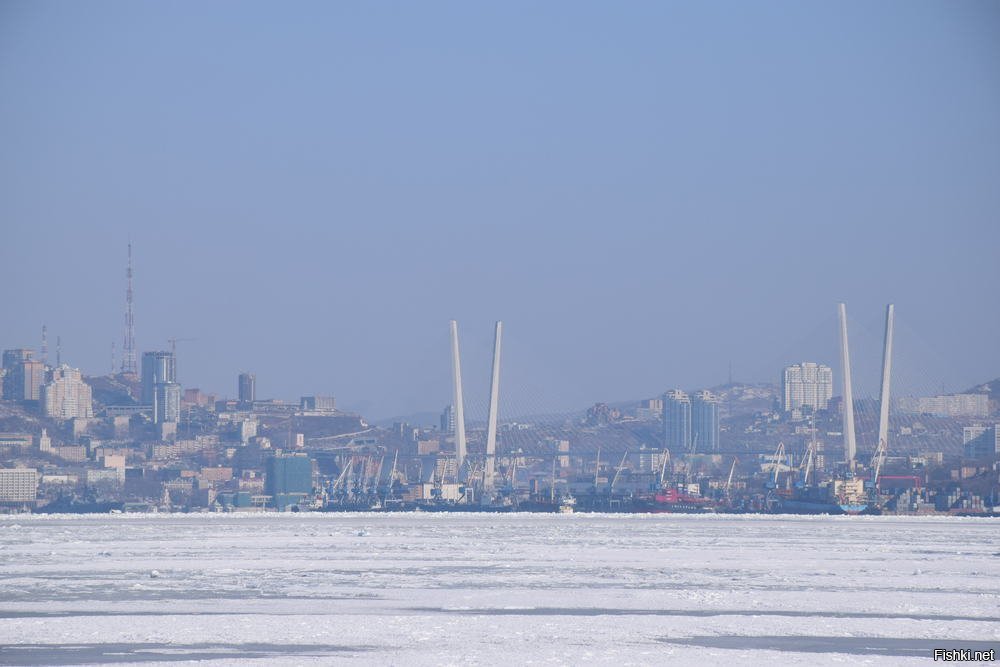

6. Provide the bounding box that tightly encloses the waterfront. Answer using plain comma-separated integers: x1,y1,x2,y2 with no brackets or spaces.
1,513,998,665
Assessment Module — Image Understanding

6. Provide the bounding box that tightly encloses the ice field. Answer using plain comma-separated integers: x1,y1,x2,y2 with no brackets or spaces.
1,513,998,665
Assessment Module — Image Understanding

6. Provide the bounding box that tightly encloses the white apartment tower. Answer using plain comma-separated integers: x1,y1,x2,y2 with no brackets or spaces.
782,362,833,413
41,365,94,420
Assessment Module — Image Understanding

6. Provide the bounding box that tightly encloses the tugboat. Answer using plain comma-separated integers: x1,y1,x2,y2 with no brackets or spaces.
558,495,576,514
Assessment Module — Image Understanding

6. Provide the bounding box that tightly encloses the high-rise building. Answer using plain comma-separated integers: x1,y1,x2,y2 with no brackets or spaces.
663,389,691,452
238,373,256,405
265,453,313,510
41,365,94,419
782,362,833,412
2,350,43,401
153,382,182,424
2,349,32,372
691,390,721,452
440,405,456,433
19,360,44,402
142,351,176,405
963,425,999,459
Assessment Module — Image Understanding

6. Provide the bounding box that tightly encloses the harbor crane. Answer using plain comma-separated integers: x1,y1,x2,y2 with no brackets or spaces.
870,438,888,491
765,442,786,489
658,451,670,489
593,447,602,492
724,457,739,498
609,450,629,496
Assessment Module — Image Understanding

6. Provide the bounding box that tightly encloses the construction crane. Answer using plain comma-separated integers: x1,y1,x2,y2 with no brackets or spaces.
167,337,197,356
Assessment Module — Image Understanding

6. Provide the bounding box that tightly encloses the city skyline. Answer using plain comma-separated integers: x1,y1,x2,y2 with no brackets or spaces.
0,276,993,422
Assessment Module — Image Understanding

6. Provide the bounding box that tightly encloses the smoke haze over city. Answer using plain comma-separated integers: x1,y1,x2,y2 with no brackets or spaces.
2,1,998,419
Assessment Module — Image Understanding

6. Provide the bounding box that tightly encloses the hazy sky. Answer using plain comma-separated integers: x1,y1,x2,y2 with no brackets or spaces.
2,1,998,421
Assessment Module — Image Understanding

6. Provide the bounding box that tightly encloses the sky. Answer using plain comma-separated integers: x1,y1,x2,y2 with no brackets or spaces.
2,1,998,421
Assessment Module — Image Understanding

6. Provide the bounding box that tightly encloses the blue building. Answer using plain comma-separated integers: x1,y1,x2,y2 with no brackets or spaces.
265,453,313,510
662,389,691,453
691,390,721,453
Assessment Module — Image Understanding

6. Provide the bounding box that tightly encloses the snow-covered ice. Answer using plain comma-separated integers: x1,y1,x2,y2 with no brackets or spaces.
1,513,998,665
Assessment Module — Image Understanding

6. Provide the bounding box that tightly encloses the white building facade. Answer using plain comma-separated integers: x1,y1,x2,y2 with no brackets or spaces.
782,363,833,413
41,365,94,420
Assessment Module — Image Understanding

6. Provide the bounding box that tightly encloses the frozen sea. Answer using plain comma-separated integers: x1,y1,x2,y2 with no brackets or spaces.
1,513,998,666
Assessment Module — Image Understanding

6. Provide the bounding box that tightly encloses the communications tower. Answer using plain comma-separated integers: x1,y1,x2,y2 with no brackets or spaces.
121,242,137,376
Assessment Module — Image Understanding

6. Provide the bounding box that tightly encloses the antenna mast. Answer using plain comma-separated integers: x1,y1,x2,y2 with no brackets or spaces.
121,242,137,375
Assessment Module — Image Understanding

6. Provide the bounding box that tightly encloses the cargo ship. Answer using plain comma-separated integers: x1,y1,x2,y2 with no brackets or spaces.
832,478,869,515
634,488,719,514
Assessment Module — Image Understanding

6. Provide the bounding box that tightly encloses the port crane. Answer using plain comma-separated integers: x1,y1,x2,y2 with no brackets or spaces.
657,451,669,489
765,442,786,489
609,450,629,496
870,438,888,492
592,447,601,493
724,457,739,498
550,459,557,504
382,450,399,502
798,447,815,488
330,457,355,500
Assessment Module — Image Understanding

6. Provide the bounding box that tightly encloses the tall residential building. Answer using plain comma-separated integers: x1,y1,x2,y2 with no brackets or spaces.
2,350,43,401
663,389,691,452
440,405,456,433
41,365,94,419
19,360,45,402
782,362,833,412
2,349,32,371
238,373,256,405
691,390,721,452
153,382,182,424
141,351,176,404
963,424,1000,458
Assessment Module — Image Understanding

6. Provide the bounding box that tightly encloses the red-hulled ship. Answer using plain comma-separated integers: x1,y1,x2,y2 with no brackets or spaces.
634,487,719,513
